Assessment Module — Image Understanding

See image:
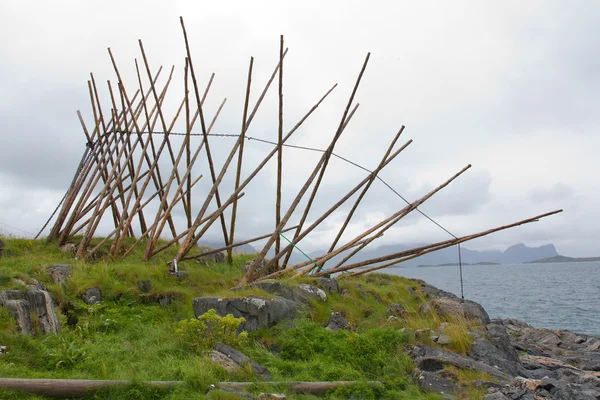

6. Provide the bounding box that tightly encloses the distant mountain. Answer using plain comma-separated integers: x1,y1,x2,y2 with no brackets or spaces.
286,242,560,268
526,255,600,264
197,240,257,255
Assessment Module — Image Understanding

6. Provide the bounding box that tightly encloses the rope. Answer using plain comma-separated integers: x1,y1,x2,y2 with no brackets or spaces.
34,146,93,239
39,129,466,296
278,231,321,271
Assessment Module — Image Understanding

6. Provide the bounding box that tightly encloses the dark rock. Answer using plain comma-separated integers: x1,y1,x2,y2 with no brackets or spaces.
175,270,189,280
387,303,406,317
25,289,60,333
315,278,339,294
468,322,524,377
421,296,490,325
193,296,297,332
406,286,416,297
581,360,600,371
0,239,4,258
326,312,350,331
82,287,102,305
215,342,271,380
416,371,458,396
137,280,152,293
483,392,510,400
411,345,512,381
45,264,72,284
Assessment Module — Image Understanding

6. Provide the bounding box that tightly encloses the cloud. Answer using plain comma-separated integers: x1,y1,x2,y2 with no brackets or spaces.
0,1,598,260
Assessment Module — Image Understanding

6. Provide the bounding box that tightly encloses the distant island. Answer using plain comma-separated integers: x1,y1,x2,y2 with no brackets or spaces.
525,255,600,264
417,261,500,267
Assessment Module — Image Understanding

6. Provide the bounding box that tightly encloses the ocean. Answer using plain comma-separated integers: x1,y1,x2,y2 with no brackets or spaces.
385,261,600,336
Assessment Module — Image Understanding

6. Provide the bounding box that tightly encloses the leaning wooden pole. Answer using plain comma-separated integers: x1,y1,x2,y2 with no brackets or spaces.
323,209,564,276
275,34,284,262
279,53,370,269
179,17,230,248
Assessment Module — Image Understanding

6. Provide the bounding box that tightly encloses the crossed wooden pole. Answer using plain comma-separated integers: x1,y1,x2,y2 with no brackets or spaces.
45,18,562,283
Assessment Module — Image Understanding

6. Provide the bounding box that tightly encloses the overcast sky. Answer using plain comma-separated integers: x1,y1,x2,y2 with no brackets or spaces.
1,1,598,257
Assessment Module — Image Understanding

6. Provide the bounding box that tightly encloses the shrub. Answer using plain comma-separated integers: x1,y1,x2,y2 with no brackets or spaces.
175,309,248,351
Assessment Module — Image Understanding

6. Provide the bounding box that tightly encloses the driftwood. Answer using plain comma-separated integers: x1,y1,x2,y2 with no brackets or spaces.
0,378,383,398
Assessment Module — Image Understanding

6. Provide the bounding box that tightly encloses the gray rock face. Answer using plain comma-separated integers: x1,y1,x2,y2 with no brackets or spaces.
192,296,297,332
421,296,490,325
467,321,525,377
82,287,102,305
245,281,327,303
197,246,226,264
45,264,72,284
416,371,458,396
326,312,350,331
0,289,60,335
410,345,512,381
214,342,271,380
315,278,339,294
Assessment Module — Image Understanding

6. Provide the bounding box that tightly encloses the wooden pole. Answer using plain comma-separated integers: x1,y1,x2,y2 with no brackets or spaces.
275,34,284,262
174,83,337,264
228,56,254,263
326,209,564,276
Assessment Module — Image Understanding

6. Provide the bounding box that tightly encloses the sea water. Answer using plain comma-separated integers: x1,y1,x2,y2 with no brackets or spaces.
386,261,600,336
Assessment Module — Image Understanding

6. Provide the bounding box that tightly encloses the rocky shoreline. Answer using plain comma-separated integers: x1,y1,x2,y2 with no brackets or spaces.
412,280,600,399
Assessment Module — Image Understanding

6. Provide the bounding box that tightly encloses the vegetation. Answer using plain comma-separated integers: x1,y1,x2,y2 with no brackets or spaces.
0,236,484,399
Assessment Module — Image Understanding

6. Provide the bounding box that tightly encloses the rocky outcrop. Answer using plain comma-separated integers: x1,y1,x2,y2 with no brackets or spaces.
244,281,327,304
0,289,60,335
212,342,271,380
44,264,72,284
197,246,226,264
421,296,490,325
193,296,297,332
410,281,600,399
326,312,351,331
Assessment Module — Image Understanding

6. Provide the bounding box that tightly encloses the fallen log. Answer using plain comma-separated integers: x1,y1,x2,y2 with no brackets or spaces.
0,378,383,397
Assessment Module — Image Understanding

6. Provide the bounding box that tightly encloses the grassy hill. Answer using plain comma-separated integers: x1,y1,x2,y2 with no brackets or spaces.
0,237,489,399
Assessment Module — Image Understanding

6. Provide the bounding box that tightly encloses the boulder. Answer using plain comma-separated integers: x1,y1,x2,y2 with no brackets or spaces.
214,342,271,380
192,296,297,332
416,371,458,397
245,281,327,303
197,246,226,264
421,296,490,325
0,289,60,335
467,321,524,377
59,243,76,254
82,287,102,305
45,264,72,284
326,312,350,331
315,278,339,294
410,345,512,381
483,392,510,400
437,334,452,346
25,289,61,333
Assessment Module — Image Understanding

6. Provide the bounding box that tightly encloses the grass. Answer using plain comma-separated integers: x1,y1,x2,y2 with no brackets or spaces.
0,236,486,399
